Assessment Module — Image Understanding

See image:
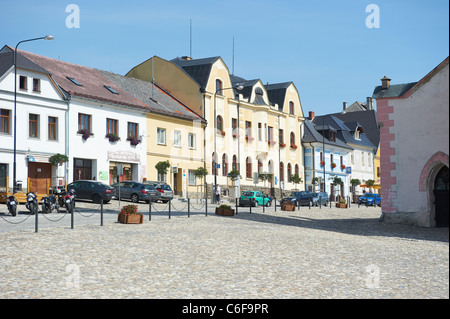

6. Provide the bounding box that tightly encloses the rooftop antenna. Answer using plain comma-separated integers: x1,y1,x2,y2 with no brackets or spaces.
190,19,192,58
232,36,235,75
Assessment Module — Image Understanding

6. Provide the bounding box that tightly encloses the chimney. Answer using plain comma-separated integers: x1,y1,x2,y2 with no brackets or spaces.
181,56,192,61
381,76,391,90
308,111,315,121
366,97,373,110
343,102,348,112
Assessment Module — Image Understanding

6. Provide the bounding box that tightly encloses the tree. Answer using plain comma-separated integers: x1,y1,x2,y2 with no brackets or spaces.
193,167,208,200
258,173,273,189
227,170,241,181
155,161,170,181
350,178,361,203
290,173,303,190
366,179,375,192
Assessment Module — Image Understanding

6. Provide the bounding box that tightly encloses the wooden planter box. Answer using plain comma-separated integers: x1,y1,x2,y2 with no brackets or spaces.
281,203,296,211
215,207,235,216
336,203,348,208
118,213,144,224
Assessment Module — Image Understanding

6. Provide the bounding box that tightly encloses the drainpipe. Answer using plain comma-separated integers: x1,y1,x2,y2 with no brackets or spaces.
65,94,72,185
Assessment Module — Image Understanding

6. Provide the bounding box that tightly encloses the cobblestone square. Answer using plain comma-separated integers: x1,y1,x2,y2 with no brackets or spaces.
0,202,448,299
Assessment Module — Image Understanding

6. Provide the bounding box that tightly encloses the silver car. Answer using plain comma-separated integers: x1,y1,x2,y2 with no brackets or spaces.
112,181,159,203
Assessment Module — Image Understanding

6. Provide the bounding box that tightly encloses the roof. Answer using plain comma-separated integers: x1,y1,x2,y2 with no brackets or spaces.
265,82,293,111
0,48,50,77
170,56,220,90
372,82,418,99
0,45,203,122
302,120,353,150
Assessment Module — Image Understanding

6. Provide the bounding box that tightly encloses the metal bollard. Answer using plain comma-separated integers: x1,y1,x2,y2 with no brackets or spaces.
236,198,238,215
263,199,265,213
250,202,252,214
188,198,190,218
169,200,171,219
71,201,74,229
35,207,38,233
274,198,277,212
100,199,104,226
149,200,152,221
205,198,208,217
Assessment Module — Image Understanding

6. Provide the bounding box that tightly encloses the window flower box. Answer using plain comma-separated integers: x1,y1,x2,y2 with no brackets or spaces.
77,129,93,140
268,140,277,146
290,144,298,150
279,143,286,148
232,133,239,138
341,164,346,170
245,136,254,141
127,137,141,146
331,163,337,169
220,130,226,137
320,160,325,167
105,133,120,143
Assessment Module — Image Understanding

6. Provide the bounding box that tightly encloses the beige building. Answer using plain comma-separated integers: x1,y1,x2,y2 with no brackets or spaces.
127,56,305,199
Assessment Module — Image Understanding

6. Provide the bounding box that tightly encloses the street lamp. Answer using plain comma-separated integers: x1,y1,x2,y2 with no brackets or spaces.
13,35,54,194
213,84,243,203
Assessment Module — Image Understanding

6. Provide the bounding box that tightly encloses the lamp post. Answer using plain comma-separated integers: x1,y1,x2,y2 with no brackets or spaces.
213,84,243,203
13,35,54,194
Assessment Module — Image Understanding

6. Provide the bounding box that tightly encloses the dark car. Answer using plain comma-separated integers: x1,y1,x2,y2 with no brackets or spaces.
143,181,174,203
111,181,159,203
281,191,313,206
67,180,116,203
359,193,381,206
311,192,329,206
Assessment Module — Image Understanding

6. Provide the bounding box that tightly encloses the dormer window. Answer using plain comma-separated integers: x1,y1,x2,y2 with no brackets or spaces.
289,101,295,115
215,79,223,96
354,127,364,140
67,77,83,86
104,85,119,94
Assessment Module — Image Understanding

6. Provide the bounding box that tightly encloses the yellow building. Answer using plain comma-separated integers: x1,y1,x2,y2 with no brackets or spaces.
127,56,305,198
102,69,206,198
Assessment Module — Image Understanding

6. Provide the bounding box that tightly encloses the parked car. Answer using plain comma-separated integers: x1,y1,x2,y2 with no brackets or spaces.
67,180,116,203
143,181,174,203
111,181,159,203
281,191,312,206
311,192,329,206
359,193,381,206
239,191,271,207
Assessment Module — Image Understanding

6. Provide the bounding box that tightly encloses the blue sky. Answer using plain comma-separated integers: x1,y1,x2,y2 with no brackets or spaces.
1,0,448,115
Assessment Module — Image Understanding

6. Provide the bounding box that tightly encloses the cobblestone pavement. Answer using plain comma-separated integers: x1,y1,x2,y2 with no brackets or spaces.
0,200,448,299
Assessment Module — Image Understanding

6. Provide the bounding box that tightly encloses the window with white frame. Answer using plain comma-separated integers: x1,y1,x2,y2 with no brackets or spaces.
188,133,196,149
188,170,196,185
157,128,166,145
174,130,181,147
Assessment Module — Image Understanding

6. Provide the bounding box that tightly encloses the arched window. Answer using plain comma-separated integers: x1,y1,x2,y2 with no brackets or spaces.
246,157,252,179
216,115,223,134
280,162,284,182
216,79,223,96
290,132,295,146
287,163,292,182
289,101,295,115
222,153,228,176
295,164,299,176
258,160,263,174
232,155,238,171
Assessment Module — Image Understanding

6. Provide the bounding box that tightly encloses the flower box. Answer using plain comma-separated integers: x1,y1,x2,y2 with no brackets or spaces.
279,143,286,148
320,160,325,166
331,163,337,169
281,202,296,211
245,136,254,142
268,140,277,146
118,212,143,224
341,164,346,170
127,137,141,146
215,206,235,216
77,129,93,140
290,144,298,150
336,203,348,209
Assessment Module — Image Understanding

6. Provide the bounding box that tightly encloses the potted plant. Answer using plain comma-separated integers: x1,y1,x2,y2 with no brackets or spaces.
49,153,69,166
215,204,235,216
77,129,93,140
118,204,143,224
127,136,141,146
105,133,120,143
336,197,347,208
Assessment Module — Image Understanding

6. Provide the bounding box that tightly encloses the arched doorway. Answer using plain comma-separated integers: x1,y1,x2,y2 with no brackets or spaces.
434,166,449,227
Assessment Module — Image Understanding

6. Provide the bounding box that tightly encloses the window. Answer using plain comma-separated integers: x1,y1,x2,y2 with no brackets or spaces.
258,123,262,141
330,154,334,165
258,160,263,174
78,113,91,132
48,116,57,141
32,78,40,92
320,151,324,164
340,155,343,167
188,170,196,186
287,163,292,182
157,128,166,145
290,132,296,146
280,162,284,182
0,109,10,134
188,133,196,149
67,77,83,86
19,76,27,90
104,85,119,94
174,130,181,147
29,114,39,138
279,129,284,144
222,154,228,176
232,118,238,137
268,126,273,142
246,157,252,178
289,101,295,115
106,118,118,135
215,79,223,95
232,155,238,171
212,152,217,175
245,121,252,138
216,115,223,134
127,122,138,139
264,124,267,141
295,164,299,176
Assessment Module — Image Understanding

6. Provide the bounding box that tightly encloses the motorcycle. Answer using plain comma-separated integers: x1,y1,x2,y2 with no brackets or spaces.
41,193,59,214
63,189,76,213
25,192,38,215
6,195,18,216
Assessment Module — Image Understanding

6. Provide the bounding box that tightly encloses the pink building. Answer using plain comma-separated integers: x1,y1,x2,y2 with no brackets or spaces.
372,57,449,227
